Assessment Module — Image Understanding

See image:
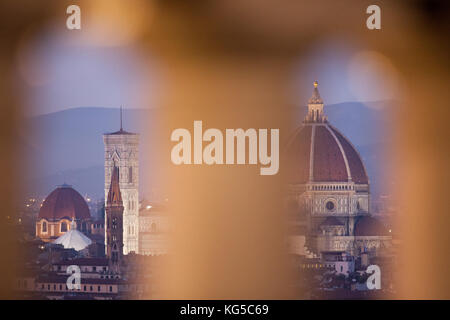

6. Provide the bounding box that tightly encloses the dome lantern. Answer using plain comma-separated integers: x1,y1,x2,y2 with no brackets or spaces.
304,81,327,123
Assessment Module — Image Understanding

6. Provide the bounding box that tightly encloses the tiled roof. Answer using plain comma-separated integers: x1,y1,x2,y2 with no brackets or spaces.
313,125,348,182
285,126,312,184
286,124,369,184
53,258,109,266
38,185,91,220
330,126,368,184
36,274,125,285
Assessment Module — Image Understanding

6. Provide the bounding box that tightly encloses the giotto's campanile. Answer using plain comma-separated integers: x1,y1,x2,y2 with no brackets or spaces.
103,111,139,255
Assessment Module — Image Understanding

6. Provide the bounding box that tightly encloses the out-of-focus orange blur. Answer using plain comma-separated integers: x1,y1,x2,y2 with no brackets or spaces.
0,0,449,299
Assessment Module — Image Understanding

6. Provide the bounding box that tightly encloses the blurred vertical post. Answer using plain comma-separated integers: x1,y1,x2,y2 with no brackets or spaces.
0,0,62,299
147,3,295,299
0,37,16,300
392,1,450,298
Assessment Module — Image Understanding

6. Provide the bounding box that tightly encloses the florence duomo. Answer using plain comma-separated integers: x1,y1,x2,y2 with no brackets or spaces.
286,82,391,262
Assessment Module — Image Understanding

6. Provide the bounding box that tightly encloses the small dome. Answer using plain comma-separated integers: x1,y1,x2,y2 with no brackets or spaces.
53,226,92,251
354,216,389,236
39,185,91,221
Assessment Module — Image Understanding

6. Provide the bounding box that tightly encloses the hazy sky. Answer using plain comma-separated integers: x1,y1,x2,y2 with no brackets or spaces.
17,28,158,116
17,29,400,116
294,38,401,106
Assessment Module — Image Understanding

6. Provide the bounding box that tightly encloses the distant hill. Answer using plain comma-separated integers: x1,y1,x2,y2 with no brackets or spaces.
21,102,394,199
22,107,163,199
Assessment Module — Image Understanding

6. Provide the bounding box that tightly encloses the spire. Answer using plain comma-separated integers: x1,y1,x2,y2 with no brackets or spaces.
107,165,123,206
120,105,123,131
304,81,327,123
308,81,323,104
104,106,136,135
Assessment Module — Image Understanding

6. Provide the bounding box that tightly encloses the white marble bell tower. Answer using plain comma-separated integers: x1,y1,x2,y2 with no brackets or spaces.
103,107,140,254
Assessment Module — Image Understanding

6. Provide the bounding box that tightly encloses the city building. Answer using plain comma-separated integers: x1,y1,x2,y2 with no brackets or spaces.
33,258,124,300
138,200,169,256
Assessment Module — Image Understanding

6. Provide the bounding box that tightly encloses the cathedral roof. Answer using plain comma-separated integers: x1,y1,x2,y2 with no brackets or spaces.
286,124,368,184
285,82,369,185
38,185,91,221
354,216,390,236
53,221,92,251
105,129,137,135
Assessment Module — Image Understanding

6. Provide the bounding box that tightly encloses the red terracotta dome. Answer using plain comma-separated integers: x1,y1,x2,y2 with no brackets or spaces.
286,123,369,184
354,216,389,236
38,184,91,221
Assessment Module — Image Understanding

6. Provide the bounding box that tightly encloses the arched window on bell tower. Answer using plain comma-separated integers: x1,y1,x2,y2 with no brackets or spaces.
128,166,133,183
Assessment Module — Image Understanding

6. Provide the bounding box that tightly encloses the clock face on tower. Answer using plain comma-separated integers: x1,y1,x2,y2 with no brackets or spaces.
326,200,335,212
